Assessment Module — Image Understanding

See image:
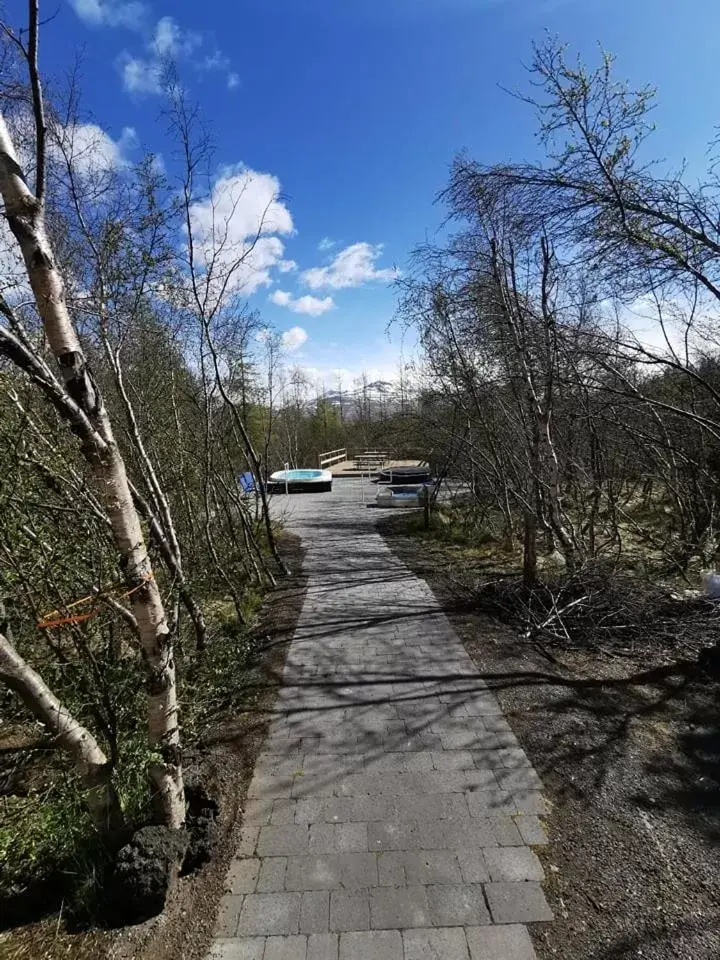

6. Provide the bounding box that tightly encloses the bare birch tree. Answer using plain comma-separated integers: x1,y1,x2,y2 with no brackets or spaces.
0,3,185,828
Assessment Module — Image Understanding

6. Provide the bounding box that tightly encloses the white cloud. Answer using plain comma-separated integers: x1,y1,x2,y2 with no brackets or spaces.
281,326,309,351
187,164,294,301
318,236,336,251
292,295,335,316
270,290,291,307
1,119,138,303
54,122,137,176
270,290,335,316
152,16,201,57
302,242,398,291
277,259,297,273
69,0,145,28
120,54,163,94
202,50,230,71
116,14,235,95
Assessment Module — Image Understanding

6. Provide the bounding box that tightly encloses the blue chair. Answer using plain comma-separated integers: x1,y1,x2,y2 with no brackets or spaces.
239,471,256,494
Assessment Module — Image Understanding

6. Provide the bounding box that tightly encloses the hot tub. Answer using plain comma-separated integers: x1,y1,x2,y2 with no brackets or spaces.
268,468,333,493
378,465,431,485
376,485,427,508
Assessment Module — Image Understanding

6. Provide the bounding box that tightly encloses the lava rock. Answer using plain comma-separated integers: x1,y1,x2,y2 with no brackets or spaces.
110,825,189,924
182,777,220,874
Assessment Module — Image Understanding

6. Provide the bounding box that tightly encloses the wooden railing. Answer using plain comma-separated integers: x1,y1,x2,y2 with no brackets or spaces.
318,448,347,469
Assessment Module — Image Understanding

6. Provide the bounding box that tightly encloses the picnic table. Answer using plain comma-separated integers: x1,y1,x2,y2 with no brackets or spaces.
354,451,388,470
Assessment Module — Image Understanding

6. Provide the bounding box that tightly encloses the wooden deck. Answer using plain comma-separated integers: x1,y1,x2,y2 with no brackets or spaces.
329,458,423,478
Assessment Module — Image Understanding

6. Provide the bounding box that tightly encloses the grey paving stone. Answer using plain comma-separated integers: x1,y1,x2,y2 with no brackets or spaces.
292,774,338,797
456,850,490,884
263,936,308,960
471,749,504,771
339,930,403,960
309,823,336,854
402,852,462,885
402,927,470,960
440,732,493,751
494,768,544,793
300,891,330,934
271,800,298,824
484,817,525,846
426,884,491,926
465,924,537,959
214,895,244,937
465,790,513,817
286,856,341,891
495,748,533,769
339,852,379,888
206,938,265,959
417,818,497,850
368,821,414,851
514,816,548,845
378,851,405,886
430,750,475,770
243,799,273,826
325,797,392,823
306,933,339,960
462,698,503,717
484,883,553,924
237,893,301,936
236,825,260,858
257,858,287,893
249,775,295,800
483,847,544,882
369,885,430,929
481,716,513,733
329,890,370,932
400,794,470,822
512,792,551,815
227,859,260,894
335,822,367,853
294,799,326,824
258,825,310,857
205,496,555,959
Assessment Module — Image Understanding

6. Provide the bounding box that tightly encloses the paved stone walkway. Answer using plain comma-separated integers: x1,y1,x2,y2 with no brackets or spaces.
208,481,552,960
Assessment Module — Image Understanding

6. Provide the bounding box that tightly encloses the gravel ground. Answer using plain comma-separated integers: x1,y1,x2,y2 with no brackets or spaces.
381,520,720,960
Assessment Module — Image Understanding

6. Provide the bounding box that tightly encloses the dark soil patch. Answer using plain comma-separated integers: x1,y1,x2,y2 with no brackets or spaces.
380,516,720,960
0,532,307,960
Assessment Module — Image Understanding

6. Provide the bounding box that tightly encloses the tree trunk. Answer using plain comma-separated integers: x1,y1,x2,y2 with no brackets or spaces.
0,114,185,828
103,335,206,648
129,481,207,651
522,509,538,589
538,410,577,573
0,625,123,835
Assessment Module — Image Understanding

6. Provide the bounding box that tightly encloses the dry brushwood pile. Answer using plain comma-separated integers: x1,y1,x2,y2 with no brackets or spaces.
469,568,720,658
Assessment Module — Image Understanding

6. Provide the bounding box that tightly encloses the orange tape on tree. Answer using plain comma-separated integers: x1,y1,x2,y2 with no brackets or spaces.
36,572,154,630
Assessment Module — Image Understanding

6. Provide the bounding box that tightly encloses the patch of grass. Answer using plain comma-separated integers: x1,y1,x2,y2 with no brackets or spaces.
181,616,265,741
0,777,98,896
0,583,272,928
386,505,522,572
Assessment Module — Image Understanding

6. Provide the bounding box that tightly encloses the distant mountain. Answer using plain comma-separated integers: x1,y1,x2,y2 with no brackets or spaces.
318,380,417,419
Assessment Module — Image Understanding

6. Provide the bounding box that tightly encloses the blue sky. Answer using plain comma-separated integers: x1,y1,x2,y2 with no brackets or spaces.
26,0,720,385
